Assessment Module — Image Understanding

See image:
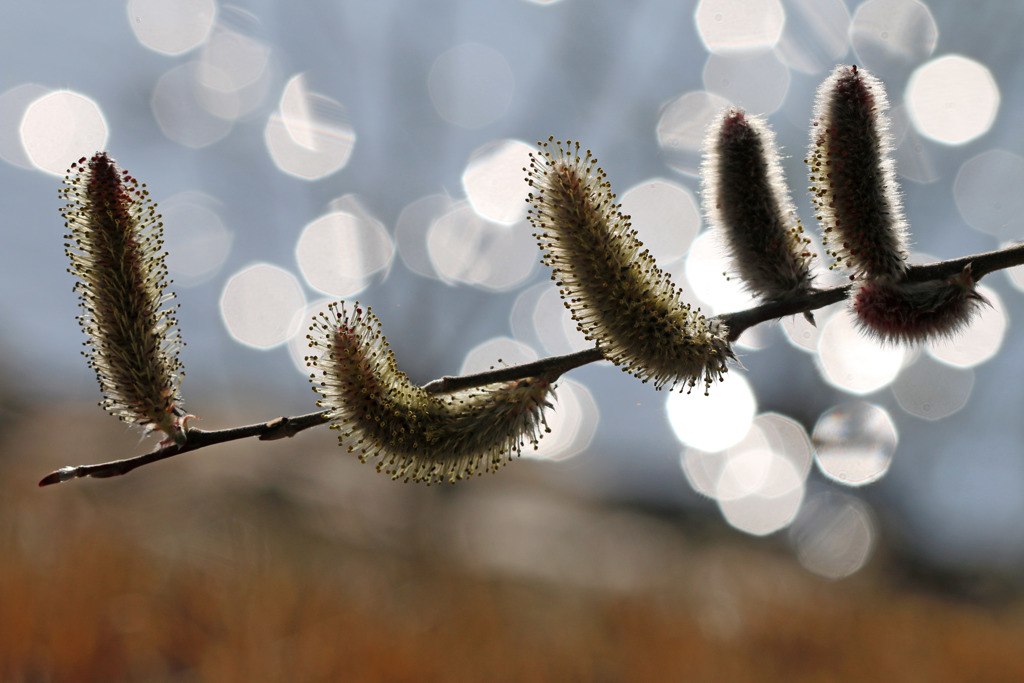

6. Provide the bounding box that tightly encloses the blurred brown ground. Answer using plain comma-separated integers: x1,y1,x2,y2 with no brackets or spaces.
3,400,1024,683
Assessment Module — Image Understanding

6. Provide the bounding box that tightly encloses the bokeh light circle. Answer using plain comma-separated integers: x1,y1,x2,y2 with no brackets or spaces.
849,0,937,70
0,84,49,168
891,355,973,421
265,74,355,180
462,139,533,225
161,191,233,287
427,202,536,291
685,229,759,315
813,401,897,486
926,285,1006,368
20,91,108,175
953,150,1024,240
151,64,234,148
774,0,851,74
718,454,804,536
128,0,217,56
295,211,393,297
694,0,785,53
906,55,999,146
428,43,514,129
395,194,455,280
817,309,905,394
620,179,701,264
666,373,757,453
790,489,875,579
220,264,306,349
701,51,791,115
656,90,731,176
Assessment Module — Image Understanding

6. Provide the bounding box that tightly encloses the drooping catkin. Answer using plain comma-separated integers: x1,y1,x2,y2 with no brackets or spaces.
808,65,908,280
307,301,554,484
526,138,732,394
61,153,188,443
702,108,815,301
853,266,986,344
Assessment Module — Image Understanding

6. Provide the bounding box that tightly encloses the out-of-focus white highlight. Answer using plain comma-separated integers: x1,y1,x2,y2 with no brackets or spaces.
666,373,756,453
817,309,905,394
530,379,597,461
813,401,897,486
460,337,539,376
428,43,514,129
906,55,999,146
0,84,49,168
195,12,270,96
287,297,333,374
892,355,974,421
685,229,759,315
791,490,875,579
682,413,810,494
295,210,393,297
774,0,850,74
683,414,809,536
161,191,233,287
128,0,217,55
151,64,234,148
954,150,1024,241
462,139,533,225
266,74,355,180
849,0,937,70
718,455,804,536
220,264,306,349
926,285,1005,368
427,201,536,291
395,194,455,280
694,0,785,53
656,90,731,176
702,51,791,115
20,91,108,175
519,284,592,357
620,179,700,265
186,9,272,123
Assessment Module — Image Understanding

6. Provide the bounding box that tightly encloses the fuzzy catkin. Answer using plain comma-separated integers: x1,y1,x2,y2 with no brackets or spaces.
702,108,815,301
853,267,985,344
307,302,554,484
808,65,908,280
526,138,732,394
61,153,187,443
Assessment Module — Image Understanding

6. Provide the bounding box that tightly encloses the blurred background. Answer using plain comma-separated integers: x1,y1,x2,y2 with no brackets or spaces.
3,0,1024,679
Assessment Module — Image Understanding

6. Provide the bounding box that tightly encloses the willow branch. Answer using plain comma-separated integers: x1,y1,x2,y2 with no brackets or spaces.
39,243,1024,487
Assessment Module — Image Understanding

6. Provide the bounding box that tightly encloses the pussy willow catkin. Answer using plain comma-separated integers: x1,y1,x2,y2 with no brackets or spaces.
808,65,908,280
526,138,732,394
853,266,986,344
702,108,815,302
307,302,554,484
61,152,187,444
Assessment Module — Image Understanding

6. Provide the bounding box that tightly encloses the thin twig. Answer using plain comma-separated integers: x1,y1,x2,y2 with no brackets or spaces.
39,244,1024,487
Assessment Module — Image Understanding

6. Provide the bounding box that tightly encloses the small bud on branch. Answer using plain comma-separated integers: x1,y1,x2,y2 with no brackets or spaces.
61,153,188,444
307,302,554,484
526,138,732,394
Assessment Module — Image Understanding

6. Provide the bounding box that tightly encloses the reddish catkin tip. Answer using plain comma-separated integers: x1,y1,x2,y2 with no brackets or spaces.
525,137,733,394
853,266,986,343
307,301,555,484
808,65,908,280
702,107,814,301
61,152,188,443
